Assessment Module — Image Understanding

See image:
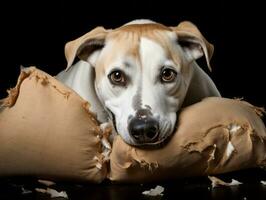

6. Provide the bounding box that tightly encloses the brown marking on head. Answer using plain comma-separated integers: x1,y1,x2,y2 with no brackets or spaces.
64,20,213,80
95,23,184,80
118,23,183,70
115,22,171,33
95,30,141,80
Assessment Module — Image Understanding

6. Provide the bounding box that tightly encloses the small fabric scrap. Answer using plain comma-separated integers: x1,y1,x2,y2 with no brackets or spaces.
208,176,242,188
35,188,68,199
142,185,164,196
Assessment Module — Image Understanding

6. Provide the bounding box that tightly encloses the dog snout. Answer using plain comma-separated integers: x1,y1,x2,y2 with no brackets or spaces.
128,116,159,143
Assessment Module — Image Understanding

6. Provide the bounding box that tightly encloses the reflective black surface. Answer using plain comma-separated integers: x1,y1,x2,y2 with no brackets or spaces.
1,169,266,200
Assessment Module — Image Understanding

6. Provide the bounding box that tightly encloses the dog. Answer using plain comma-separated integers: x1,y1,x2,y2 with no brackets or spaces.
56,19,220,147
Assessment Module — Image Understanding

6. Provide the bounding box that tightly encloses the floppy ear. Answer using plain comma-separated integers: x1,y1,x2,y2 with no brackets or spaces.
171,21,214,71
64,26,108,70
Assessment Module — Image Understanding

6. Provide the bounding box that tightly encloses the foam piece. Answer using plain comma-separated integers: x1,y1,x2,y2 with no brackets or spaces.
109,97,266,182
0,67,107,183
1,67,265,183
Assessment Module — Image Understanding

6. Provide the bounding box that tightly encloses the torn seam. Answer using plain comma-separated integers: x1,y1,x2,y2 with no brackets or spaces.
138,159,159,172
0,67,33,108
181,124,225,153
82,102,99,126
31,70,72,100
253,106,265,117
51,85,71,99
93,155,104,170
235,98,265,118
208,176,242,188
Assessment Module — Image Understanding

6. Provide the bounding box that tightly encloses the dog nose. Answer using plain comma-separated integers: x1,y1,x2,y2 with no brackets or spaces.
128,117,159,143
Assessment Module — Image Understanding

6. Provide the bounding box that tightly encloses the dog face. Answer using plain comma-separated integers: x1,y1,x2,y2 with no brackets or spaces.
94,29,190,146
65,20,213,146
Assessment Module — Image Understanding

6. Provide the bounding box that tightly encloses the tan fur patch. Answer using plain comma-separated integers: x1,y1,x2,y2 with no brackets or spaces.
95,23,183,79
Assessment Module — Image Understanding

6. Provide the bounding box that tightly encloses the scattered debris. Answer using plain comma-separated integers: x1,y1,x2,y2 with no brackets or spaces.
21,187,32,195
35,188,68,199
35,188,47,194
260,180,266,185
93,155,103,170
142,185,164,196
38,179,56,187
208,176,242,188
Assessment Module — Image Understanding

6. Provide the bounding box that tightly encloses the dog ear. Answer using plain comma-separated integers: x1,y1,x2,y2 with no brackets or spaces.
171,21,214,71
64,26,108,70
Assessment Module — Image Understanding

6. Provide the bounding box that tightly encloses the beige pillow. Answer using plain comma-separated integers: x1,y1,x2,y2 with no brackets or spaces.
1,67,265,183
0,67,106,183
109,97,266,182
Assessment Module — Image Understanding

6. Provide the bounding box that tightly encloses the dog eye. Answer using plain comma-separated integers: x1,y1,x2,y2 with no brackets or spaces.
161,68,177,83
108,70,127,86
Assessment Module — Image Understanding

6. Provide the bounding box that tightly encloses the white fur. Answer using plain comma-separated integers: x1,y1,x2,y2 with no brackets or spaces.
57,20,221,146
182,43,204,61
139,37,181,141
94,37,185,145
56,61,108,122
95,55,138,144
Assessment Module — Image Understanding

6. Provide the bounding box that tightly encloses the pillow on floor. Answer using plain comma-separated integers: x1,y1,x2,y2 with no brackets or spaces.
109,97,266,182
1,67,265,183
0,67,107,183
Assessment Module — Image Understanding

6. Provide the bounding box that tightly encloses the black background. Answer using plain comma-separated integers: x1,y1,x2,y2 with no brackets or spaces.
0,1,266,199
0,0,265,108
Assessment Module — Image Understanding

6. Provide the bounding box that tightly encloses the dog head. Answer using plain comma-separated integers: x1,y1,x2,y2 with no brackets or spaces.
65,19,213,146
